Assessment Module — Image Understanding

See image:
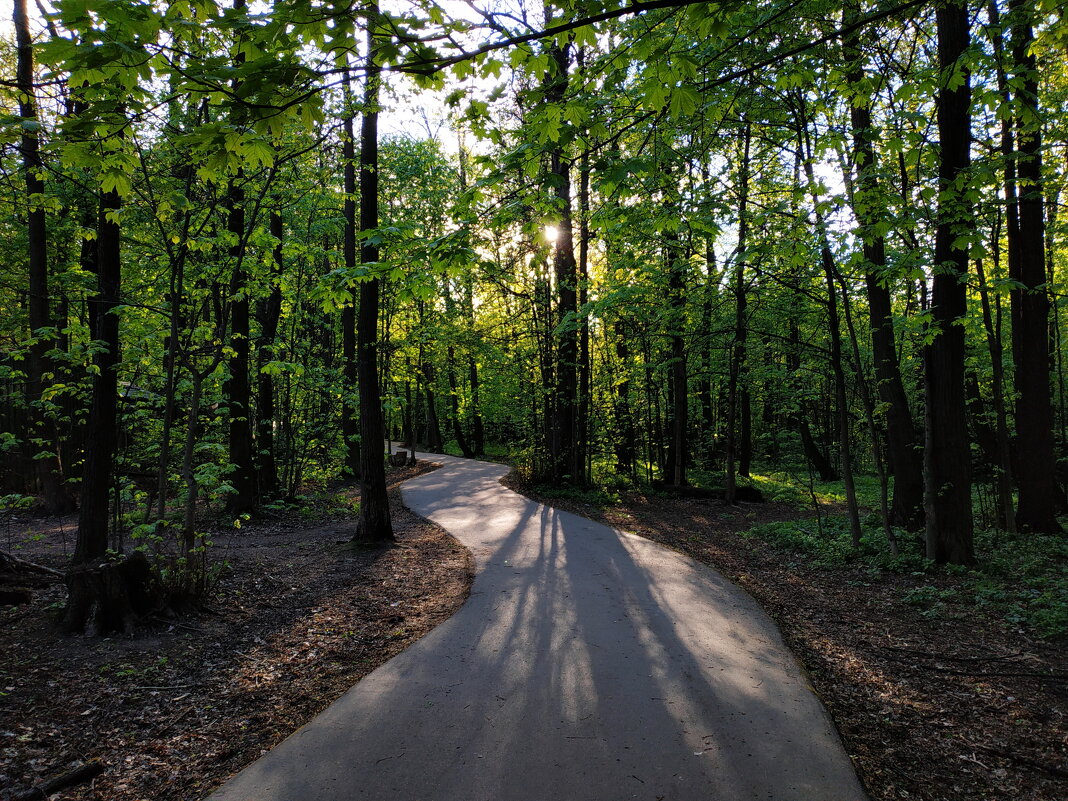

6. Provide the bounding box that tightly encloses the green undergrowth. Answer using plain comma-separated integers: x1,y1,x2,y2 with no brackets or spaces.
744,516,1068,639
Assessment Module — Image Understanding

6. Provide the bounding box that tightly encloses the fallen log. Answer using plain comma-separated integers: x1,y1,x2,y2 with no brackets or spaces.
0,549,63,579
12,760,105,801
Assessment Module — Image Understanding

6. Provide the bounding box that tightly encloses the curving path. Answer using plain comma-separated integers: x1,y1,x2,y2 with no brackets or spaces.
209,450,868,801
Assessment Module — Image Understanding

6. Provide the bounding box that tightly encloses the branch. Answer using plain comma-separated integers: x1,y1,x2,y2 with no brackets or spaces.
390,0,711,75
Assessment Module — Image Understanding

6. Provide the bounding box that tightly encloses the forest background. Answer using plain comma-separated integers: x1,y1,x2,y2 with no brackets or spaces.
0,0,1066,641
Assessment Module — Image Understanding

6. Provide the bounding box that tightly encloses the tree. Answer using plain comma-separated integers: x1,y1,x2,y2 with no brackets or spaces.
924,0,976,565
14,0,74,515
354,1,393,542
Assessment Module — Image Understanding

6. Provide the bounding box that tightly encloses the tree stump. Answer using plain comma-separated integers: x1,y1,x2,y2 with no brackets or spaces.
61,551,163,635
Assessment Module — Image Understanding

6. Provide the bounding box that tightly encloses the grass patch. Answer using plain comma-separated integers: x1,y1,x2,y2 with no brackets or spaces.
743,516,1068,638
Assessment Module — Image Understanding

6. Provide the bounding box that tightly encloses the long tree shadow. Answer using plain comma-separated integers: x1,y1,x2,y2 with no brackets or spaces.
209,456,865,801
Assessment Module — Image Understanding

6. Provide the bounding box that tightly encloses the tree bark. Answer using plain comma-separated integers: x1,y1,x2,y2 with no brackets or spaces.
843,1,924,529
725,124,751,503
15,0,73,514
255,211,284,498
1008,0,1060,532
925,0,975,564
613,319,636,475
341,68,360,478
63,187,123,632
665,207,687,487
355,2,393,542
224,179,254,514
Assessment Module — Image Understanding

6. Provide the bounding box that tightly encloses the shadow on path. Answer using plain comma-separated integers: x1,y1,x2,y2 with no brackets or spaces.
209,451,868,801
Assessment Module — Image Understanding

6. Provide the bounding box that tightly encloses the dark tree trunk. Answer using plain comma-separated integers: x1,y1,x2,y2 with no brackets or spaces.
725,124,751,503
15,0,73,514
446,346,474,458
665,214,687,487
613,320,636,475
542,34,579,485
63,188,127,632
224,180,254,514
421,362,444,452
224,0,254,514
842,3,924,529
799,127,863,545
699,240,717,467
1008,0,1060,533
925,0,975,565
255,211,284,498
341,68,360,478
355,3,393,542
975,253,1017,533
738,388,751,477
577,145,592,485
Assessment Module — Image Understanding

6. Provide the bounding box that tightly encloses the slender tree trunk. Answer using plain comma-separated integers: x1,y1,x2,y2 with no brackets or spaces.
181,372,205,553
224,180,255,513
62,187,122,631
154,166,194,523
842,2,924,529
839,269,900,556
925,0,975,564
699,243,716,467
800,134,864,546
341,68,360,478
16,0,73,514
577,145,592,485
725,124,751,503
224,0,254,514
355,3,392,542
613,320,636,475
255,211,284,498
975,252,1017,533
446,346,473,457
666,221,687,487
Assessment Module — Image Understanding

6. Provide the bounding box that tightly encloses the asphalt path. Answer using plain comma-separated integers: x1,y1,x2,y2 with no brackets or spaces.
209,450,868,801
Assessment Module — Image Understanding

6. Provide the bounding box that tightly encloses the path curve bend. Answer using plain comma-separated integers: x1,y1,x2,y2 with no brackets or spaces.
210,450,868,801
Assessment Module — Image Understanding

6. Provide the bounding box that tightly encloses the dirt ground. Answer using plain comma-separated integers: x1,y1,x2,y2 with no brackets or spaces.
0,462,472,801
502,474,1068,801
3,462,1066,801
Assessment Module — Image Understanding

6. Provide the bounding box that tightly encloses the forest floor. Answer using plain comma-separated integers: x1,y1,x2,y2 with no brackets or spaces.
0,462,473,801
2,460,1065,801
502,474,1068,801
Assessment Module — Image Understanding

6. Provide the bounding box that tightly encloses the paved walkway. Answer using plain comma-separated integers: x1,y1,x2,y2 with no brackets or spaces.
210,451,868,801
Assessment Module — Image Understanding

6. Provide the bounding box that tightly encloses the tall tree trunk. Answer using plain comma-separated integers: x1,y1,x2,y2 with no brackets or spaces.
800,132,863,546
15,0,73,514
543,35,579,485
1008,0,1060,532
63,187,122,631
446,346,473,457
224,179,255,514
665,205,687,487
577,144,592,485
613,320,636,475
255,211,284,498
843,0,924,529
355,2,392,542
975,252,1017,533
925,0,975,564
341,67,360,478
725,124,751,503
699,241,716,468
